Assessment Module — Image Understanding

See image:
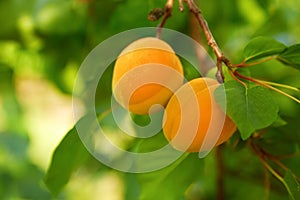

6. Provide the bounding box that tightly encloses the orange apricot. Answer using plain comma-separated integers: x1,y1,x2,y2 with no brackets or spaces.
112,37,184,115
163,77,236,152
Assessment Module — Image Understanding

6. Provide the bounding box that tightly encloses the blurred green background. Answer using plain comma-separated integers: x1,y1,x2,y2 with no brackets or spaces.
0,0,300,199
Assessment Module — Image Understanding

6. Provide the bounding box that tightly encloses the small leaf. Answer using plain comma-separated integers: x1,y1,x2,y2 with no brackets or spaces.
284,170,300,200
215,81,279,140
148,8,165,21
278,44,300,69
44,121,91,196
243,36,286,62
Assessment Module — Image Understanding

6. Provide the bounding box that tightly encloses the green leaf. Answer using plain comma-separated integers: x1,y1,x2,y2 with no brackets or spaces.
243,36,286,62
284,170,300,200
215,81,279,140
278,44,300,69
138,153,203,200
44,123,91,196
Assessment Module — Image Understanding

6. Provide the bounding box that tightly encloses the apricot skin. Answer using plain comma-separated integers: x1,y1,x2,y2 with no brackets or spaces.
163,77,236,152
112,37,184,115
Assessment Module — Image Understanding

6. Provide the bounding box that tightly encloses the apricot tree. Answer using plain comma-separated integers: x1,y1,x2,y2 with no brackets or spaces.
44,0,300,199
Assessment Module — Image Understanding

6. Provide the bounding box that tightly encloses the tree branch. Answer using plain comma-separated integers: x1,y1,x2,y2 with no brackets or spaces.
216,146,225,200
188,11,215,75
157,0,174,38
154,0,231,82
179,0,184,11
184,0,231,83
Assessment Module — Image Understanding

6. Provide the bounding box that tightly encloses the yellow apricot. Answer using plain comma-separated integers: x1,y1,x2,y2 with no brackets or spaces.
163,77,236,152
112,37,184,115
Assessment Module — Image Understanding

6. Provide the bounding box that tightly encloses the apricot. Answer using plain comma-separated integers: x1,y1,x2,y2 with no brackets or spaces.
112,37,184,115
163,77,236,152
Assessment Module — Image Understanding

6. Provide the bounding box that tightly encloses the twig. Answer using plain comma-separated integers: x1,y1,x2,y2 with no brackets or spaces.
157,0,174,38
233,56,276,68
258,80,300,93
234,71,300,104
250,142,286,192
179,0,184,11
263,164,271,200
148,8,165,21
258,146,300,183
250,141,297,200
188,10,215,75
184,0,231,83
228,68,248,88
155,0,231,82
216,146,225,200
250,141,272,199
274,152,300,160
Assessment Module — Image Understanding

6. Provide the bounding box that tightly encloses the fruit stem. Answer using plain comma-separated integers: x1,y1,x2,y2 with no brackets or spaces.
184,0,232,83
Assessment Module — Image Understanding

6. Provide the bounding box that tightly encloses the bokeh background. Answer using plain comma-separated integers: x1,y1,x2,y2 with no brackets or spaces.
1,0,300,199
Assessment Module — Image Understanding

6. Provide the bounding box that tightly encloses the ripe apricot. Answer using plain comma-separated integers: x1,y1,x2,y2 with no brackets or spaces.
163,77,236,152
112,37,184,115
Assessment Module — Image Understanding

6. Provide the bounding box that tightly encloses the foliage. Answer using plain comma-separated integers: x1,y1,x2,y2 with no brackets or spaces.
215,81,279,140
1,0,300,199
44,125,92,196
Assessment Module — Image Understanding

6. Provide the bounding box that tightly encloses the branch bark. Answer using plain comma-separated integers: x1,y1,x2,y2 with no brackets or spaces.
155,0,231,82
184,0,231,83
216,146,225,200
189,11,215,75
157,0,174,38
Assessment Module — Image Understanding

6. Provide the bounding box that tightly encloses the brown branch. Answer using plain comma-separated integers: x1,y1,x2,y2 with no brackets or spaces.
148,8,165,21
157,0,174,38
257,146,300,183
263,165,271,200
188,11,215,75
184,0,231,83
234,70,300,104
274,152,300,160
216,146,225,200
179,0,184,11
228,68,248,88
233,56,276,68
155,0,231,82
249,140,300,199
